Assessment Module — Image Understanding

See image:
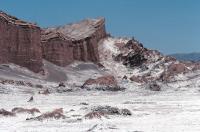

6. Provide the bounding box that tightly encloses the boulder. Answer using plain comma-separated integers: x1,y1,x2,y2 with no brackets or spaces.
91,105,131,116
168,63,189,74
58,82,66,87
160,63,189,82
192,63,200,71
84,111,105,119
82,75,125,91
0,108,15,116
130,75,144,83
148,82,161,91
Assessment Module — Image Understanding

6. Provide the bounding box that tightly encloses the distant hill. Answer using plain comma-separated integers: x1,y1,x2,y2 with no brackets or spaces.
169,53,200,62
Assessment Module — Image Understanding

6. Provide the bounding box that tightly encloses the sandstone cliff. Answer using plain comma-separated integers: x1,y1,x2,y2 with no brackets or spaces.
42,18,107,66
0,11,43,73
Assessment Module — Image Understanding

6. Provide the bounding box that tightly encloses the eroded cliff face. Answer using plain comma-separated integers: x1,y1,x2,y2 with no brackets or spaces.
0,11,107,72
41,32,74,66
41,18,107,66
0,11,43,73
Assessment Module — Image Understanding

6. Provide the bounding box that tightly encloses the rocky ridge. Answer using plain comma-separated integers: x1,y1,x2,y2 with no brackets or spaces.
41,18,106,66
0,11,200,89
0,11,106,73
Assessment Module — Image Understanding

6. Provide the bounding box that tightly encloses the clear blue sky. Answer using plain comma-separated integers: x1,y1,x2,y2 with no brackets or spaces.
0,0,200,54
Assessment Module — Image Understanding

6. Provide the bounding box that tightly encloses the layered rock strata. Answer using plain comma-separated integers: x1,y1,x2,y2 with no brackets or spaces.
0,11,43,72
42,18,107,66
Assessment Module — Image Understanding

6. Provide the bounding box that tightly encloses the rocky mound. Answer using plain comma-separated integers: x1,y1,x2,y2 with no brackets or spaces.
82,75,125,91
99,37,200,84
85,105,131,119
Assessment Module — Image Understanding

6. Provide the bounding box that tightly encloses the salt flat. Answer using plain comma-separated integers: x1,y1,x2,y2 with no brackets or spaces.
1,85,200,132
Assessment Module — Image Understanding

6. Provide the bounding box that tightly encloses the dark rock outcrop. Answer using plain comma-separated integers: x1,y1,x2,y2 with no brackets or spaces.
38,89,50,95
91,105,131,116
0,11,43,73
85,105,131,119
114,39,148,68
0,108,15,116
42,18,107,66
148,82,161,91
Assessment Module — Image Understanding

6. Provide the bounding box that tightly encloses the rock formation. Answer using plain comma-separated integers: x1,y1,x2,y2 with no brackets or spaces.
0,11,43,73
0,11,107,72
1,10,199,86
114,38,162,68
82,75,125,91
42,18,107,66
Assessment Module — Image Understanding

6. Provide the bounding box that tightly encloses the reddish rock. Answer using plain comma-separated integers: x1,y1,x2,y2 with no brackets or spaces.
38,89,50,95
130,74,156,84
167,63,189,74
82,75,124,91
42,18,107,66
85,111,105,119
176,61,200,72
192,63,200,71
129,75,144,83
0,11,43,73
160,63,189,82
83,75,118,87
41,32,74,66
179,61,200,71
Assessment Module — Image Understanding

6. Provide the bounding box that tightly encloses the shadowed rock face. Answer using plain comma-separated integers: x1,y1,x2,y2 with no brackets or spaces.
114,39,148,68
0,11,43,73
42,18,107,66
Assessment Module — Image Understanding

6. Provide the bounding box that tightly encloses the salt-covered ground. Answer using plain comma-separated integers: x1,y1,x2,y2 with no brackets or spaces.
1,84,200,132
1,37,200,132
1,60,200,132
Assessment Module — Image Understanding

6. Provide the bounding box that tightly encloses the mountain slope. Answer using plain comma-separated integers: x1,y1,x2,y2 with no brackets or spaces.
170,52,200,62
